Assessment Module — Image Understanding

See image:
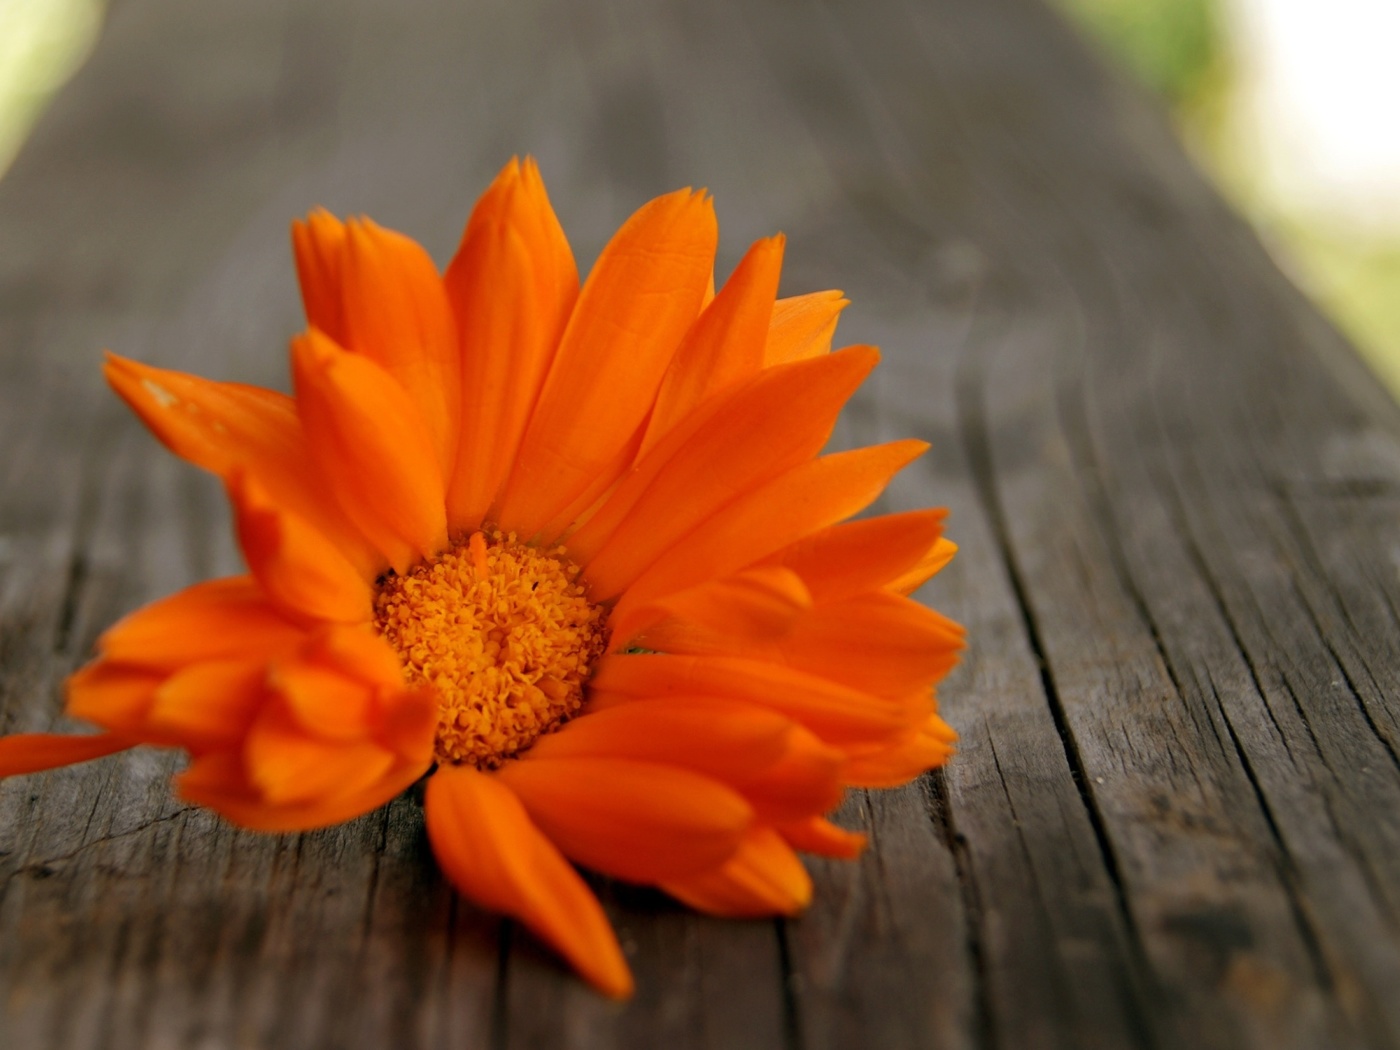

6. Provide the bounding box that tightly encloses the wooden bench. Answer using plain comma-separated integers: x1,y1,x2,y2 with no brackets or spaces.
3,0,1399,1046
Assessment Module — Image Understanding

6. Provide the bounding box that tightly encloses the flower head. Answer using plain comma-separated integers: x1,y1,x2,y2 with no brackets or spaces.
0,158,962,997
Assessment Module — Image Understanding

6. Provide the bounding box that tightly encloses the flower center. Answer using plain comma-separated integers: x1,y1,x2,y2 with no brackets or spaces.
372,530,608,768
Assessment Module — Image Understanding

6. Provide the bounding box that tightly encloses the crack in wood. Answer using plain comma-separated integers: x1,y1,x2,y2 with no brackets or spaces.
925,769,996,1050
1271,488,1400,775
1202,673,1337,992
774,919,807,1050
50,552,87,657
954,313,1149,976
8,807,195,879
491,920,512,1050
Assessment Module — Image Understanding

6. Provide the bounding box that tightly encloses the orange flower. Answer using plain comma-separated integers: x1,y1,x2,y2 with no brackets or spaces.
0,158,962,997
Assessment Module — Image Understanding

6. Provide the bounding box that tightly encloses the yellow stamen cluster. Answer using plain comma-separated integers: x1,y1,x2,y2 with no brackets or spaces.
373,531,608,768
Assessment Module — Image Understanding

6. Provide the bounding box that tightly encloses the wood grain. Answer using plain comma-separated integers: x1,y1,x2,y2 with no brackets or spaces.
3,0,1399,1046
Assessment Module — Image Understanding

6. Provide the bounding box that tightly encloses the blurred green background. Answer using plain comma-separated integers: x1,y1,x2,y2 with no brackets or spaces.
0,0,101,172
2,0,1397,394
1062,0,1400,393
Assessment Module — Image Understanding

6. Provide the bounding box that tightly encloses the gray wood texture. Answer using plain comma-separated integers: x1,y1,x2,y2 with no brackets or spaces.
3,0,1399,1046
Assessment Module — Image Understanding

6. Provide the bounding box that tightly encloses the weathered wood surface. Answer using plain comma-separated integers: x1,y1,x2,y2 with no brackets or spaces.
3,0,1400,1046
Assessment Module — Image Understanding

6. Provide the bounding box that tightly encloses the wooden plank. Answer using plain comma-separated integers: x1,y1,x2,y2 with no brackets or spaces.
3,0,1400,1046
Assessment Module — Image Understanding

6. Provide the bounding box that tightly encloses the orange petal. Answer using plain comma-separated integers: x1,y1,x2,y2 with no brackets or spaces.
338,219,461,472
228,470,373,624
268,659,377,742
845,713,958,787
177,750,426,832
646,591,964,699
575,346,881,596
611,566,812,652
445,158,578,532
65,661,165,734
105,353,380,577
0,732,132,778
375,685,439,767
889,537,959,595
495,189,717,536
104,352,296,475
250,626,438,765
295,621,404,688
528,697,842,823
295,212,462,470
292,329,448,572
495,756,751,882
243,704,396,806
764,508,947,602
235,629,419,804
728,724,846,822
525,697,794,778
778,816,868,859
146,659,268,751
764,291,848,366
292,209,351,346
769,594,964,697
617,439,929,614
588,653,909,744
662,827,812,918
529,431,647,544
425,765,632,998
640,235,785,453
268,626,423,747
94,577,306,671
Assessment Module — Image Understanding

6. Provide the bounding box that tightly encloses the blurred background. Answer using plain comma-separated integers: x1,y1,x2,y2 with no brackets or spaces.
2,0,1397,391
